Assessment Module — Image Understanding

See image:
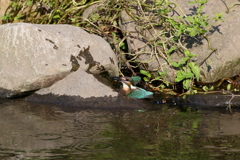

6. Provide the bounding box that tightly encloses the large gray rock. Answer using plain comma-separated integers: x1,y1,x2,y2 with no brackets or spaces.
0,23,118,97
119,0,240,83
177,0,240,83
32,70,117,98
26,69,147,109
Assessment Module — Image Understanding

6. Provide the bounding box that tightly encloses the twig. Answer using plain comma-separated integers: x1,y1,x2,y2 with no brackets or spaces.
223,90,235,114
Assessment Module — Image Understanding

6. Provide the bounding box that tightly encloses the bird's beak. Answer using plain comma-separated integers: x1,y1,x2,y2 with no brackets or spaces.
109,76,126,82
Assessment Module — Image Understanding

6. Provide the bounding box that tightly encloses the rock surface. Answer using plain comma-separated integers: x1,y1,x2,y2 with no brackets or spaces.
119,0,240,83
26,69,148,109
0,23,118,98
119,9,175,82
175,0,240,83
172,92,240,108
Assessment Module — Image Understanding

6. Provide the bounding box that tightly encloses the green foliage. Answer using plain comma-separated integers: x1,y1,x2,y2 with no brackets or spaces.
175,67,194,82
202,85,214,92
234,88,239,92
188,62,200,81
171,51,196,68
162,0,222,91
140,70,151,82
227,84,231,91
140,70,169,91
1,0,99,25
174,61,200,90
112,32,127,50
140,70,167,83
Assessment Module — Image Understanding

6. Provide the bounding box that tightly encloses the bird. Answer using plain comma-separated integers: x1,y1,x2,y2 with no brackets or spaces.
110,76,154,99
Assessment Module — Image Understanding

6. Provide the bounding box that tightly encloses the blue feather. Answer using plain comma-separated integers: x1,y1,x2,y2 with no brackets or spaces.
127,87,153,99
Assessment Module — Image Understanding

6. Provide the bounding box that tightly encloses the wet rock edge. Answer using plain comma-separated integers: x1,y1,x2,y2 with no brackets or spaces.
25,93,148,109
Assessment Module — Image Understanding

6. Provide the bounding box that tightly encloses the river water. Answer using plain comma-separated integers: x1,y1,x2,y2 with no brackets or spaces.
1,98,240,160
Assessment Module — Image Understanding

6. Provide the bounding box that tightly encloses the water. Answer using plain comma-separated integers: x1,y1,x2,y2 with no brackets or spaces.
1,98,240,160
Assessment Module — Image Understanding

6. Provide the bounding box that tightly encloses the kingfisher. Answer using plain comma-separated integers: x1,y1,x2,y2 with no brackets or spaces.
110,76,154,99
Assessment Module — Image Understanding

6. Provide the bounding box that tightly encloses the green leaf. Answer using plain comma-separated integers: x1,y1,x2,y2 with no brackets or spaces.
119,41,126,50
183,79,191,90
175,66,195,83
189,26,197,37
140,70,151,78
177,28,183,37
113,20,117,26
111,32,119,43
192,90,198,94
26,1,32,6
158,71,166,76
202,86,208,92
1,15,10,20
171,62,179,68
71,18,76,22
184,50,196,58
91,14,100,21
14,14,23,21
188,62,200,81
209,86,214,91
160,84,166,89
202,85,214,92
164,81,170,86
200,21,208,27
175,76,185,82
175,70,186,82
214,13,223,22
166,46,177,54
53,15,60,19
171,57,190,68
180,57,191,64
234,88,239,91
185,71,194,79
227,84,231,91
188,1,197,5
154,76,161,80
186,16,194,23
200,0,208,5
143,77,149,82
167,54,171,63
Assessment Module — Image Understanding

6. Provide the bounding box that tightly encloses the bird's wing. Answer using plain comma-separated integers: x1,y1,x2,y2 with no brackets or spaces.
130,76,141,86
127,87,153,99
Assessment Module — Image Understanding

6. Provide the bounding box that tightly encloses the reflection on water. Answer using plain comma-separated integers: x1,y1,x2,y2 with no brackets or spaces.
1,99,240,159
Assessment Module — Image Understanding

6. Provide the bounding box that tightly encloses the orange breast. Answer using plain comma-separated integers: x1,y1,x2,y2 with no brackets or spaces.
121,82,131,94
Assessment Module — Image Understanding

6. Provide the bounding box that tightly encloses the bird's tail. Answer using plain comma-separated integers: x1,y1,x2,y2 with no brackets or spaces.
145,91,154,98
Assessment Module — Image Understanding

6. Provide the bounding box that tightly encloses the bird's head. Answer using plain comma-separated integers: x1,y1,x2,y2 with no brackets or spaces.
120,80,135,93
109,76,137,93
